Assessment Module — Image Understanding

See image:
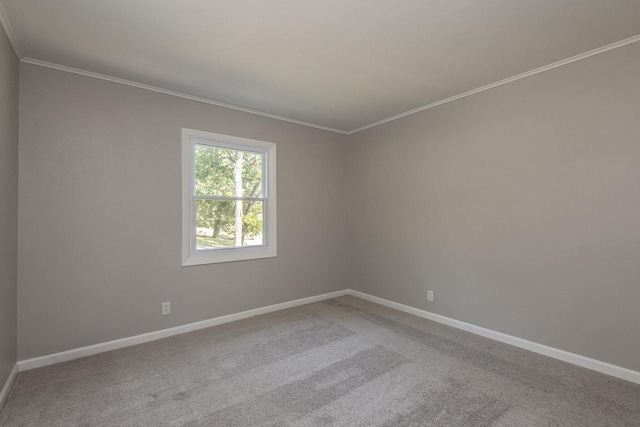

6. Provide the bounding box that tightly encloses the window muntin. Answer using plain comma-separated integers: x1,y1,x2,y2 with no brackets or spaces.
182,129,277,265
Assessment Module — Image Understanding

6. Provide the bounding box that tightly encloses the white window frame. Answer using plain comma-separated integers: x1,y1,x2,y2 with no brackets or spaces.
182,128,277,266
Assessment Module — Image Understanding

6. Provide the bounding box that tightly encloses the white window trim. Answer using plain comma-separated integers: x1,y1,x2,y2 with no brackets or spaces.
181,128,277,266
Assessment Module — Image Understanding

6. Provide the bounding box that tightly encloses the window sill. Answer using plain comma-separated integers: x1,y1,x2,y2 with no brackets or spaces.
182,246,277,266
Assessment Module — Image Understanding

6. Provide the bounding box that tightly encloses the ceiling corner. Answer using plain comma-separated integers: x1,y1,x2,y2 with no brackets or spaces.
0,0,22,58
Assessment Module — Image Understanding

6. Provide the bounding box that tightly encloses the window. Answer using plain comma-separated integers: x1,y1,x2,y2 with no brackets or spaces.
182,129,277,265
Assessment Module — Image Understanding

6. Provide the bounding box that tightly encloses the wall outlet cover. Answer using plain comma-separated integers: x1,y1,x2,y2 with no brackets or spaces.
162,302,171,316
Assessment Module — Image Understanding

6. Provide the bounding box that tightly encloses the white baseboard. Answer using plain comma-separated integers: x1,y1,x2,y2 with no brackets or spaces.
347,289,640,385
17,290,349,372
16,288,640,385
0,363,18,411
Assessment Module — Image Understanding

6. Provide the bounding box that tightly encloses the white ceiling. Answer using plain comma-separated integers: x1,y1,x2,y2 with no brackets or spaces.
2,1,640,133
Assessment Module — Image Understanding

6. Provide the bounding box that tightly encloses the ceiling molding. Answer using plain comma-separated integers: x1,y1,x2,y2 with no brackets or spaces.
21,58,349,135
0,0,22,58
5,0,640,137
346,34,640,135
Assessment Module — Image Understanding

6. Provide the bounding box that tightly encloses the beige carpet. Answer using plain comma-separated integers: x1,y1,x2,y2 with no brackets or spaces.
1,295,639,426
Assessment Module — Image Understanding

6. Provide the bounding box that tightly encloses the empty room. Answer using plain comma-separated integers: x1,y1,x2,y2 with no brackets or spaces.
1,1,640,426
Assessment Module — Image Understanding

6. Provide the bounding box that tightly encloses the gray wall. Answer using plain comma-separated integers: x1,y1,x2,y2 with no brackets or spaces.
16,42,640,373
348,42,640,371
0,27,19,387
18,63,349,359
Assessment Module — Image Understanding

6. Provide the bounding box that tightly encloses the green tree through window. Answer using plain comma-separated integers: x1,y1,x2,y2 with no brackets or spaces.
194,144,264,248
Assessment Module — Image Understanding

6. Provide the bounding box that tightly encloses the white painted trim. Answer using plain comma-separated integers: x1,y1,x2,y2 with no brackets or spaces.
347,290,640,385
346,34,640,134
0,0,22,58
14,33,640,136
20,57,348,135
0,363,17,411
15,288,640,385
17,290,348,371
181,128,277,266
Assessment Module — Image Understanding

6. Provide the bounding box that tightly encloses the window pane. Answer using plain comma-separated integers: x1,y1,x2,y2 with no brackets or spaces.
241,201,264,246
194,144,263,197
196,200,264,250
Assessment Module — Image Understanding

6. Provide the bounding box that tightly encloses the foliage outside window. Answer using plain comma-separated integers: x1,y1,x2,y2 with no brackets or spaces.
182,129,277,265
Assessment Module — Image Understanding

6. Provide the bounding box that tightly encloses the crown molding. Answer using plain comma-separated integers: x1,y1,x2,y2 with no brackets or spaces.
21,57,349,135
0,0,22,58
347,34,640,134
5,0,640,137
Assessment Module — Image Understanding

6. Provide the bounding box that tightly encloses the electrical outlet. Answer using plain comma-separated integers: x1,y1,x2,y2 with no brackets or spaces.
161,302,171,316
427,290,434,302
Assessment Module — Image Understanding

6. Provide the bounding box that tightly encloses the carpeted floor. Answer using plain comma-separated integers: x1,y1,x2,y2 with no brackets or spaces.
2,296,639,426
